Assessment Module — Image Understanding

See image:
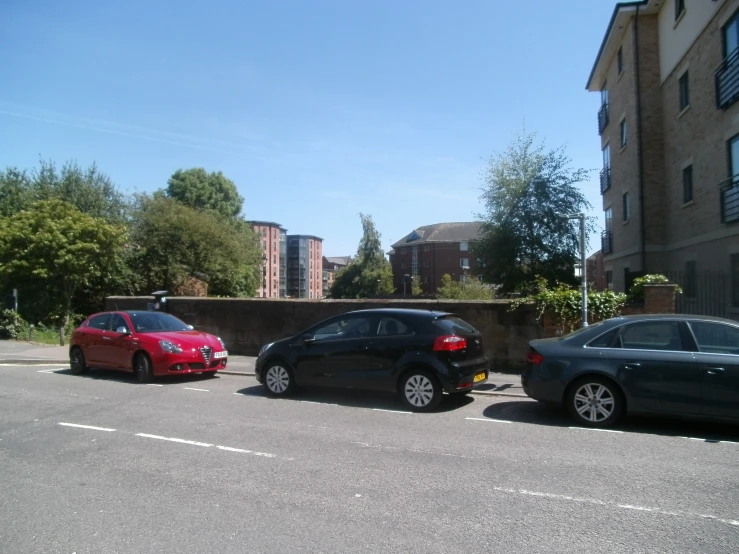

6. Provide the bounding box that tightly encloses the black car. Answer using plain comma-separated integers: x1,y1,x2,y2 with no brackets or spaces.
255,308,489,412
522,314,739,427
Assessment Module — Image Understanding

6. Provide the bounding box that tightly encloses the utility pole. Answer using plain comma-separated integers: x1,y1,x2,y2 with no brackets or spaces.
560,213,588,327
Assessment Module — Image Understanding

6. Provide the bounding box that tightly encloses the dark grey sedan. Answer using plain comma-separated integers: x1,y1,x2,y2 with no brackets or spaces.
521,314,739,428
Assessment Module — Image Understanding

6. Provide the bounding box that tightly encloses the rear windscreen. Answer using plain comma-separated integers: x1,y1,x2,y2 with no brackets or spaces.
433,316,479,335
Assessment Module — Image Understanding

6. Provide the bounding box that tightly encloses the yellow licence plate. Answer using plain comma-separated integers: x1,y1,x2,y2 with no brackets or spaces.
474,372,486,383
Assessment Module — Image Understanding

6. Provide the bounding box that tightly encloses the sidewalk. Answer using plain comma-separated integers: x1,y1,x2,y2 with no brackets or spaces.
0,341,525,397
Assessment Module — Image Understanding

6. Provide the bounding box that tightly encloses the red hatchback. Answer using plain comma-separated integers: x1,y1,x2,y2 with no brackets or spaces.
69,311,228,382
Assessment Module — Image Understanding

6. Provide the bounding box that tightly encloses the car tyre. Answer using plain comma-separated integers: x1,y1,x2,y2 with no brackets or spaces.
566,376,624,428
134,352,154,384
400,370,442,413
263,362,295,397
70,347,88,375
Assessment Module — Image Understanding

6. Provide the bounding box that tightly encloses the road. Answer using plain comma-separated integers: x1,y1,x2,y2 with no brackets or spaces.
1,364,738,553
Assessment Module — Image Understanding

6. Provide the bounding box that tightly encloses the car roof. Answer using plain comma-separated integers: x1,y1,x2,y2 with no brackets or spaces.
607,314,739,325
343,308,453,318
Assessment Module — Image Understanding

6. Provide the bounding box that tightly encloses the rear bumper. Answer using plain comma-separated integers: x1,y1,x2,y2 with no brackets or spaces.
443,358,489,392
521,365,564,403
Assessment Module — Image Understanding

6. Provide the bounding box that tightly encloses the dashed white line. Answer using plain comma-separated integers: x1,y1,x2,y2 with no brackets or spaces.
135,433,212,447
569,426,624,433
37,368,64,373
146,383,164,387
466,417,513,424
491,486,739,528
372,408,412,414
183,387,209,392
59,422,116,432
216,445,252,453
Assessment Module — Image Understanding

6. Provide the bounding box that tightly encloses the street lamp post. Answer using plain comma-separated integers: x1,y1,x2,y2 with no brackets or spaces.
261,253,267,298
403,274,410,297
560,213,588,328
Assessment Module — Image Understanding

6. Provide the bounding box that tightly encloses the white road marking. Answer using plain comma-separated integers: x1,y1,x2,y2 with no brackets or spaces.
466,417,513,424
299,400,323,405
37,368,64,373
216,445,252,453
146,383,164,387
569,426,624,433
183,387,209,392
681,436,739,445
372,408,412,414
1,363,66,367
492,486,739,528
135,433,212,447
59,422,116,432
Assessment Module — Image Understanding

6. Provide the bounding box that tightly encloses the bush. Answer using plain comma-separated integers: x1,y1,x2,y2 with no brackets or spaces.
0,309,26,340
628,274,682,302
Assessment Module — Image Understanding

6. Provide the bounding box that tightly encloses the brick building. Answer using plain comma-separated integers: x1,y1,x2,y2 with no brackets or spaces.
587,0,739,318
322,256,351,297
586,250,607,291
250,221,287,298
287,235,323,299
389,222,482,295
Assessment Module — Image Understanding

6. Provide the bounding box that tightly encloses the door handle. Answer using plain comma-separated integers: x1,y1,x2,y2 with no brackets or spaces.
705,366,725,375
623,362,641,370
102,336,111,341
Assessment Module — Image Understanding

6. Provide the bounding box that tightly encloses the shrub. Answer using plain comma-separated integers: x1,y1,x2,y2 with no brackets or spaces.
628,274,682,302
0,309,26,340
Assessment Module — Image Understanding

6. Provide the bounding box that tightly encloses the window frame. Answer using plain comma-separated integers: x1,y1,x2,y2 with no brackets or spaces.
87,313,112,331
615,320,686,352
617,46,623,75
622,192,630,222
679,71,690,111
687,320,739,355
682,165,693,203
620,119,627,148
674,0,685,21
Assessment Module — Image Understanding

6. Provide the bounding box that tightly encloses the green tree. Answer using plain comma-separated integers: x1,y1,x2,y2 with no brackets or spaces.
0,200,126,339
436,274,496,300
330,213,394,298
0,168,34,218
411,276,423,297
476,131,593,294
164,168,244,218
129,195,261,297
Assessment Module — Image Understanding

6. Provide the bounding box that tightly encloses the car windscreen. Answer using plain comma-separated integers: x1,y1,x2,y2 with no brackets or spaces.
128,312,190,333
433,316,479,335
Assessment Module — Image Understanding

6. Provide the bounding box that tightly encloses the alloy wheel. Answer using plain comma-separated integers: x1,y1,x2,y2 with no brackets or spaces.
265,365,290,394
573,383,615,423
404,374,435,408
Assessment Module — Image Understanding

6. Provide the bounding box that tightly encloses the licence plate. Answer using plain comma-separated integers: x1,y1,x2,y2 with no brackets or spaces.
214,351,228,359
474,372,486,383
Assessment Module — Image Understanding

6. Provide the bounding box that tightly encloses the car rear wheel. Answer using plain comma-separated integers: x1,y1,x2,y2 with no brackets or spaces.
135,353,154,384
264,363,294,396
70,347,88,375
567,376,624,428
400,371,441,412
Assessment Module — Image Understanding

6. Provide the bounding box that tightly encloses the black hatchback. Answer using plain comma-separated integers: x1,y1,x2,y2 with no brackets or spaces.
255,308,489,412
522,314,739,428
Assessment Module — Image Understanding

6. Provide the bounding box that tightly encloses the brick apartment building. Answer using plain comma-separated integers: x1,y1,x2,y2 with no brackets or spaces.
588,0,739,318
586,250,607,291
389,222,482,295
287,235,323,298
251,221,287,298
322,256,351,297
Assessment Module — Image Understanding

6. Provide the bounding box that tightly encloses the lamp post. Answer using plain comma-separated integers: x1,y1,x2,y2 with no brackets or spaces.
261,253,267,298
403,274,410,297
559,213,588,327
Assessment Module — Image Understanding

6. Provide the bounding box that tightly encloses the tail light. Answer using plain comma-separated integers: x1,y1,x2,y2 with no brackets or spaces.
434,335,467,352
527,348,544,365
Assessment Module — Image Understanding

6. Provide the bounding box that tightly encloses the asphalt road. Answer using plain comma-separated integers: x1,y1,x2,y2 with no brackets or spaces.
1,364,739,554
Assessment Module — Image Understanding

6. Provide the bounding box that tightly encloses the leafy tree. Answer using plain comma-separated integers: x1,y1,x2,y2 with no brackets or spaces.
0,168,34,218
129,195,261,297
436,274,495,300
411,276,423,297
476,131,593,294
330,213,394,298
164,168,244,218
0,200,126,339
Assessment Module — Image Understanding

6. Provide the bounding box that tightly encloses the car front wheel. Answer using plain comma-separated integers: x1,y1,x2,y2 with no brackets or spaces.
566,376,624,427
263,363,295,396
70,347,88,375
400,371,442,412
135,353,154,384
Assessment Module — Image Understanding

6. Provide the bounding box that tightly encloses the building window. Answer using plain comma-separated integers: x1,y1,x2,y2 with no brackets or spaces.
412,247,418,277
679,71,690,111
605,271,613,291
601,85,608,107
675,0,685,21
683,165,693,203
617,46,623,75
622,192,630,222
460,258,469,268
603,143,610,170
263,240,267,249
685,261,696,298
459,241,469,252
620,119,627,147
732,254,739,307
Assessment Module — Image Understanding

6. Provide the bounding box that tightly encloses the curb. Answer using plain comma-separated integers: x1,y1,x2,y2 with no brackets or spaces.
0,359,70,365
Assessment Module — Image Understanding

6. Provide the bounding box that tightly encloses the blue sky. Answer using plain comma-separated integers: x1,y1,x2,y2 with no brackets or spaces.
1,0,614,257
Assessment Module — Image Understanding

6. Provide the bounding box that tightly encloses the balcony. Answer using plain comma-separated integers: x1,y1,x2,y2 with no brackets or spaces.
600,166,611,194
601,230,613,255
720,177,739,224
597,103,609,134
716,48,739,110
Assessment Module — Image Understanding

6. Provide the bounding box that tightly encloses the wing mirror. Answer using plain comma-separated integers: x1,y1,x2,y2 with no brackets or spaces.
301,334,316,345
187,325,194,330
116,326,131,335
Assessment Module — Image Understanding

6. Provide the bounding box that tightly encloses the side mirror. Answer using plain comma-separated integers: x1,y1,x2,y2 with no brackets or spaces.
187,325,194,330
301,334,316,345
116,326,131,335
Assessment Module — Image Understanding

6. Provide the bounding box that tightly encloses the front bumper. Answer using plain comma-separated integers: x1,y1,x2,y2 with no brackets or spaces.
151,350,228,375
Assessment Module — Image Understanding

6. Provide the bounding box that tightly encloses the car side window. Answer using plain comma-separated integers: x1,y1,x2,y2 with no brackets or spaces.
313,317,371,341
619,322,684,351
587,328,619,348
87,314,111,330
377,318,411,336
110,314,129,333
689,322,739,355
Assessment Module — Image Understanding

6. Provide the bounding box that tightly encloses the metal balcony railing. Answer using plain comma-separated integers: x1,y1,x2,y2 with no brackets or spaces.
598,103,609,134
601,230,613,255
720,176,739,224
600,166,611,194
716,48,739,110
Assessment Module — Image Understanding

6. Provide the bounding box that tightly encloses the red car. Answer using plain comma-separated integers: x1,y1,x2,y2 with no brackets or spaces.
69,311,228,383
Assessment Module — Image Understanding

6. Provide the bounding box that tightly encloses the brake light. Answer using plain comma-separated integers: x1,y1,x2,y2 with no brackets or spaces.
434,335,467,352
527,349,544,365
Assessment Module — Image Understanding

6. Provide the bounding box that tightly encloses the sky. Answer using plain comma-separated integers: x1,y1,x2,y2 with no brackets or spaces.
0,0,615,258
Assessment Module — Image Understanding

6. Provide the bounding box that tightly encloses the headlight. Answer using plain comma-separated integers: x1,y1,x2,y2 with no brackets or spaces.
160,340,182,354
258,342,273,357
217,337,226,349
